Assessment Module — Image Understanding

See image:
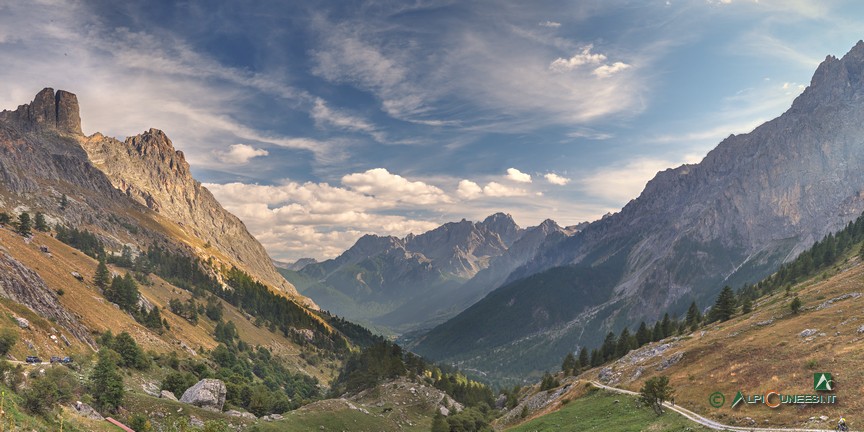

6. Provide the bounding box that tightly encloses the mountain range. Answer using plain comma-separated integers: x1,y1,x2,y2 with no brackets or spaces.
281,213,584,333
394,41,864,385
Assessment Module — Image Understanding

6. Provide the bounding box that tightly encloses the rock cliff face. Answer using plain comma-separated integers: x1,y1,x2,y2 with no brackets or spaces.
81,128,300,300
0,250,94,347
0,88,306,305
413,41,864,382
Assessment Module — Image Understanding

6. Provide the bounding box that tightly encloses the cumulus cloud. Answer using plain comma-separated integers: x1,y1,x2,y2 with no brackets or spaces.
579,155,702,203
539,21,561,28
549,45,607,72
593,61,631,78
506,168,532,183
457,179,483,199
483,182,528,197
544,173,570,185
341,168,451,205
214,144,269,164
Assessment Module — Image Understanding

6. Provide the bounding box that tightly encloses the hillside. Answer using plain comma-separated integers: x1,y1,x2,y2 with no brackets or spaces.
413,40,864,385
498,218,864,431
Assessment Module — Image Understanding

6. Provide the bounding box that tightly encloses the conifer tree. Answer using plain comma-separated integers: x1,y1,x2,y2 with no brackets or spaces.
94,258,111,290
601,332,617,361
90,349,124,412
578,347,588,370
17,212,32,236
34,212,48,232
685,301,701,328
561,352,577,375
661,313,672,338
791,296,802,314
710,286,737,322
652,321,663,342
741,296,753,314
636,321,651,347
615,328,633,358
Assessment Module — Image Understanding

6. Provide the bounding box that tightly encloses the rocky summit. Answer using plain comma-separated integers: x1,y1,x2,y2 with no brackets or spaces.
413,40,864,384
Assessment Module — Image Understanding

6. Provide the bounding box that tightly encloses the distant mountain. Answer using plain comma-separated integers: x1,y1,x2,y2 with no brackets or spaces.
274,258,318,271
412,41,864,385
283,213,578,332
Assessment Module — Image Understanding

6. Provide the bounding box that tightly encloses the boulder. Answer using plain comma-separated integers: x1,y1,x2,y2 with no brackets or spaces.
226,409,258,420
160,390,178,401
14,317,29,329
180,379,227,412
73,401,103,420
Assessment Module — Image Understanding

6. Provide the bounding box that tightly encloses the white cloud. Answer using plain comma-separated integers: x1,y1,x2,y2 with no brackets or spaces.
483,182,528,197
579,155,702,203
341,168,451,205
506,168,532,183
549,45,607,72
311,97,386,142
593,62,631,78
544,173,571,185
214,144,269,164
567,127,613,140
539,21,561,28
457,179,483,199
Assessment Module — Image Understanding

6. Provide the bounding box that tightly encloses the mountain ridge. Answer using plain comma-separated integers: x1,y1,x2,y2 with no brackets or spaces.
412,40,864,385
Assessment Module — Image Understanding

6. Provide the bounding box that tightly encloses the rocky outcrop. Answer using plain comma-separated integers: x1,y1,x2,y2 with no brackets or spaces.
0,251,94,348
73,401,103,420
82,128,304,303
0,87,82,135
180,379,227,412
160,390,178,401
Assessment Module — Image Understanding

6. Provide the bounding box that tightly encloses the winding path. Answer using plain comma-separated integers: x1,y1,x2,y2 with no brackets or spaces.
588,381,845,432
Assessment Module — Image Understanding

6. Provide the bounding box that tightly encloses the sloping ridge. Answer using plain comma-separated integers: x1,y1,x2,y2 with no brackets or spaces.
0,87,311,307
414,40,864,381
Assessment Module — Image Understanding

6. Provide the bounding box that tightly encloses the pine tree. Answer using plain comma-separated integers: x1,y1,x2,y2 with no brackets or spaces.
615,328,633,358
90,349,124,412
636,321,651,347
685,301,701,327
741,296,753,314
651,321,663,342
34,212,49,232
791,296,802,314
0,212,9,225
17,212,32,236
590,349,602,367
578,347,588,370
710,286,737,322
94,259,111,290
601,332,617,361
59,194,68,210
561,352,577,375
661,313,672,338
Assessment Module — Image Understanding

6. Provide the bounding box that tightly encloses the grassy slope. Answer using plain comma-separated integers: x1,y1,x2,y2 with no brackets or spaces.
507,388,710,432
0,227,341,383
559,247,864,430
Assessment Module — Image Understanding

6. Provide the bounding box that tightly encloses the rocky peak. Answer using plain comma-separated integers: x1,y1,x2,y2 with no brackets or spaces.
480,212,521,246
0,88,82,135
793,41,864,110
123,128,191,178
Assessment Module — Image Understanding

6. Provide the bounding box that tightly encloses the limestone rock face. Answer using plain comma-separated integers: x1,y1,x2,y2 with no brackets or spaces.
81,128,304,303
180,379,227,412
0,251,94,347
0,88,82,135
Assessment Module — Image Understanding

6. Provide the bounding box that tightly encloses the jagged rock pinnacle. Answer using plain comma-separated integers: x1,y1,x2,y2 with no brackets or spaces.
0,87,82,135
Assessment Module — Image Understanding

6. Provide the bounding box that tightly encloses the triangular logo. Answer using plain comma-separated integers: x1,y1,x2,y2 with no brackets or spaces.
814,373,833,391
731,391,744,408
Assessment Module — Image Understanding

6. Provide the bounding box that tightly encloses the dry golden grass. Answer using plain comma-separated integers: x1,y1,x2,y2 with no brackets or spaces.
0,228,339,383
576,254,864,429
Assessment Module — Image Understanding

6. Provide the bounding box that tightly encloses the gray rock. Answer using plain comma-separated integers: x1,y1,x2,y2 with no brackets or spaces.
189,416,204,427
226,409,258,420
816,293,861,310
656,352,684,371
800,329,819,338
73,401,103,420
180,379,227,412
262,413,284,421
160,390,178,401
14,317,29,329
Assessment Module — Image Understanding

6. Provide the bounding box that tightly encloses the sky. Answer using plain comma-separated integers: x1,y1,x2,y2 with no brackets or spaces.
1,0,864,261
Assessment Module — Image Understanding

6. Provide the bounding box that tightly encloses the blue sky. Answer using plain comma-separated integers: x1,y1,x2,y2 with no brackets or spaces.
1,0,863,260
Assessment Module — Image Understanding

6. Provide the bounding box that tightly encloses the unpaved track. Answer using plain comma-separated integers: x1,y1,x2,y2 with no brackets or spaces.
588,381,845,432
